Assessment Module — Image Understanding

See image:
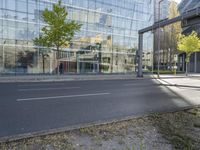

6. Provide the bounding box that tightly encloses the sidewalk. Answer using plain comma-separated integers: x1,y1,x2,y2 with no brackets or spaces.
155,74,200,106
0,74,137,83
152,73,200,79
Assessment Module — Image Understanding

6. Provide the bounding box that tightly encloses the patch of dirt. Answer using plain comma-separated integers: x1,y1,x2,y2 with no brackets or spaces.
151,108,200,150
1,108,200,150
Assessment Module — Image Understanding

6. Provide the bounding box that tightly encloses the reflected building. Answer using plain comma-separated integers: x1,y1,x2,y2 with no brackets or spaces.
0,0,154,75
153,0,171,70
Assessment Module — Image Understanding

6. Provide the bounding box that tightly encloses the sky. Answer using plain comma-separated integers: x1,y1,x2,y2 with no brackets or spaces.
172,0,181,4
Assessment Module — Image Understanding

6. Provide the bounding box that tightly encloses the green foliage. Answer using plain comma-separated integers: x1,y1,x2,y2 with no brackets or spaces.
33,0,81,51
178,31,200,63
34,36,51,48
178,31,200,75
152,70,184,75
128,48,137,53
101,65,109,71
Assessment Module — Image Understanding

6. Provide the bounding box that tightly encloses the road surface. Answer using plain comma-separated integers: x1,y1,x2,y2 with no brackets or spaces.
0,79,191,139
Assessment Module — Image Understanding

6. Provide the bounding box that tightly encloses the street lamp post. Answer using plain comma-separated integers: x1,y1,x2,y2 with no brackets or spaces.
111,28,114,73
157,0,164,78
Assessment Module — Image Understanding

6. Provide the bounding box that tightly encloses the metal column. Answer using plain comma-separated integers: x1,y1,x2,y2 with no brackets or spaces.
137,33,143,77
194,52,197,73
137,6,200,78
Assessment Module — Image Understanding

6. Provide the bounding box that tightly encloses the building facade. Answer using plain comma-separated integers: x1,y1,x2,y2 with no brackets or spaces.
179,0,200,13
0,0,154,75
179,0,200,73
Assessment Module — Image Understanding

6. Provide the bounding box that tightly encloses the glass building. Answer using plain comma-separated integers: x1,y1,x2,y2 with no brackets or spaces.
0,0,154,75
179,0,200,73
179,0,200,13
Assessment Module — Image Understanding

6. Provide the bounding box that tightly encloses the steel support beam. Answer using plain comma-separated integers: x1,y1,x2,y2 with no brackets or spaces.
137,34,143,77
139,7,200,34
137,7,200,77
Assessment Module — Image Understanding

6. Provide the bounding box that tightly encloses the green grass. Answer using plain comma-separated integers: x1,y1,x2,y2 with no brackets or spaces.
147,70,185,74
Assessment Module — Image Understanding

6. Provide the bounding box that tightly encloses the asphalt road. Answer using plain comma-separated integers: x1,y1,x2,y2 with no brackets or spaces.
0,79,191,139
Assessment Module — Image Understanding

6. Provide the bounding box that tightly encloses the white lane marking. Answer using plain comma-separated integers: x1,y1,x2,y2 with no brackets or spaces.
18,87,80,91
17,92,111,102
124,83,155,86
123,83,136,86
18,83,65,87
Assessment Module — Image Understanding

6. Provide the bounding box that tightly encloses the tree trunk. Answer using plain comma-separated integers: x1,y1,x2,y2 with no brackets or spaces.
42,54,45,74
185,53,191,76
57,47,60,75
169,49,172,70
186,62,188,76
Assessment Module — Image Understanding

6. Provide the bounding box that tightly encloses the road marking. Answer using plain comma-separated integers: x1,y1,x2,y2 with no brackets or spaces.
18,83,65,87
123,83,157,86
16,92,111,102
18,87,80,91
123,83,136,86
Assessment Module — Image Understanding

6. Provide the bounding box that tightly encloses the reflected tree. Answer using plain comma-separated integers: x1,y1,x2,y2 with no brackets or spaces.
39,49,50,74
33,0,81,74
17,51,34,72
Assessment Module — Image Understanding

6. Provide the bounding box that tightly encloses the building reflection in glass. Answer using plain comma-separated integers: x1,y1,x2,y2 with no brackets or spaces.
0,0,154,74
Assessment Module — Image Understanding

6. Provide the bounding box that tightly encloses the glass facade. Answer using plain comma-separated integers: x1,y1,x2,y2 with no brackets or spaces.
179,0,200,73
179,0,200,13
0,0,154,75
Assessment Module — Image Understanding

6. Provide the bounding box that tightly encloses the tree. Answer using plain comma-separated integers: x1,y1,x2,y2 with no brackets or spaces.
33,0,81,74
178,31,200,76
156,1,181,70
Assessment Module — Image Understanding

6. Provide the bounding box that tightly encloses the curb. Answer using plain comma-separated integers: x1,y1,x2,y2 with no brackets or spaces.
151,74,200,79
0,75,140,83
0,76,153,83
0,104,199,144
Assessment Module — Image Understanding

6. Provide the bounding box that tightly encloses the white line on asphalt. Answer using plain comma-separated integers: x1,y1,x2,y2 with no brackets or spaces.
18,87,80,91
18,83,65,87
123,83,155,86
16,93,111,102
123,83,136,86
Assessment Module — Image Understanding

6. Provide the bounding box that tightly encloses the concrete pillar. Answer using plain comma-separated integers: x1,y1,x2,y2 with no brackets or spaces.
137,33,143,77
